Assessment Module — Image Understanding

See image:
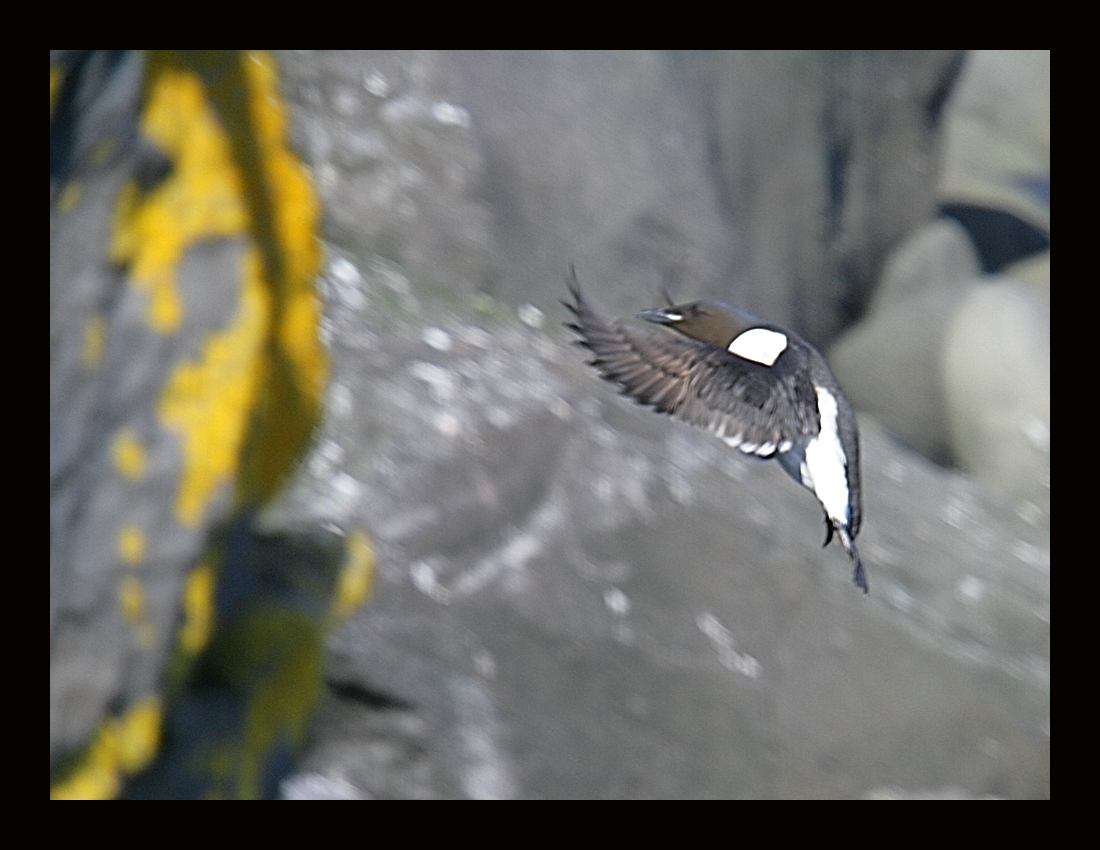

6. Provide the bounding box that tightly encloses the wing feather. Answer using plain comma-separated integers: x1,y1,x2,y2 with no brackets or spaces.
565,281,820,456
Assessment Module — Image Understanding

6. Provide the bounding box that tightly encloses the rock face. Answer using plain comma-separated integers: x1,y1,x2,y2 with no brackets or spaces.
941,282,1050,516
830,50,1050,515
53,51,1049,798
289,300,1048,799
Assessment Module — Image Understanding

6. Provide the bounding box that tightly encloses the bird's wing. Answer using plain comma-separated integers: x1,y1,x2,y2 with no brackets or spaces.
565,282,820,457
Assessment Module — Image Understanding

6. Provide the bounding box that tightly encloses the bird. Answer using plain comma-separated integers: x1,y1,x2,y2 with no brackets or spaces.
563,268,868,594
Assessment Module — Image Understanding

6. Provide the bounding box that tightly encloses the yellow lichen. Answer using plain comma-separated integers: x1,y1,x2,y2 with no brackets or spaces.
131,51,327,526
180,557,216,657
112,430,147,481
50,697,163,800
82,315,105,370
119,574,146,622
332,530,376,621
117,524,146,565
157,248,268,527
55,52,343,800
111,66,249,335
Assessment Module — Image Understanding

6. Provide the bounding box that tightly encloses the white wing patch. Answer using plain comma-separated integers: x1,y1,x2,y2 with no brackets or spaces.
728,327,788,366
802,387,850,525
714,427,779,457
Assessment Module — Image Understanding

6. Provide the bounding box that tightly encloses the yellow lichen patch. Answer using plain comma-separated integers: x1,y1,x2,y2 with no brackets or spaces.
275,281,329,419
180,557,216,657
82,314,105,370
332,530,375,621
50,697,163,800
223,53,325,510
112,429,147,481
142,51,328,525
119,574,146,623
119,572,156,649
243,52,324,298
117,524,146,565
157,251,268,527
53,51,334,802
231,52,328,508
110,65,249,334
116,697,162,773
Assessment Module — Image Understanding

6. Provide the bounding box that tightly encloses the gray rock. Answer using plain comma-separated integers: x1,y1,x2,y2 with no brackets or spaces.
829,220,980,466
941,281,1050,516
53,51,1049,799
282,298,1049,798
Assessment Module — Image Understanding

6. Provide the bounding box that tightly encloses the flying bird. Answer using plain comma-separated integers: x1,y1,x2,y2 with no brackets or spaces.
564,268,867,594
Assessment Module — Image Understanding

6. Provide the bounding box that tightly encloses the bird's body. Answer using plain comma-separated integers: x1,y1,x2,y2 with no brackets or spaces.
565,271,867,594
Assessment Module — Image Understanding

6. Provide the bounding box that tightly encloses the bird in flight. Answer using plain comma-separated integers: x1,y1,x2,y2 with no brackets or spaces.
564,268,867,594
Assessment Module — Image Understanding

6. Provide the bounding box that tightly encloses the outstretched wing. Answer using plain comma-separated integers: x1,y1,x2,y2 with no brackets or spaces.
564,277,820,458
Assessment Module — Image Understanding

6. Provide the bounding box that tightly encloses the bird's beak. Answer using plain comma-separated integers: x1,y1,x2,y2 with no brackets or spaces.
637,307,683,325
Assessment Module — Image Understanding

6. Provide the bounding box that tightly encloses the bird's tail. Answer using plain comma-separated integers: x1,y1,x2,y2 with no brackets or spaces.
833,524,868,595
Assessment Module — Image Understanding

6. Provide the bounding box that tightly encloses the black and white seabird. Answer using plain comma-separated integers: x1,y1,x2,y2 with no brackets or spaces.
564,270,868,594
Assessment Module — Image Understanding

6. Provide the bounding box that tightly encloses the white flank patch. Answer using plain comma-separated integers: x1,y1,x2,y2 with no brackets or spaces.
728,327,788,366
802,387,850,525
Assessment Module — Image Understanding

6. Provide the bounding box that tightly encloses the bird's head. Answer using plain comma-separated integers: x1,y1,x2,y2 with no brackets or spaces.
637,300,751,349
